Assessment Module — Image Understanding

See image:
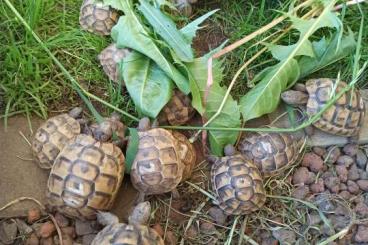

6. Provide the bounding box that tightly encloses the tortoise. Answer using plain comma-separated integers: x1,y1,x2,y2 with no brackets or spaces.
32,107,83,167
130,118,184,201
159,89,195,126
210,145,266,215
174,0,198,16
281,78,365,136
171,131,197,181
87,112,126,143
92,202,164,245
46,118,125,220
98,44,131,84
238,132,301,177
79,0,119,36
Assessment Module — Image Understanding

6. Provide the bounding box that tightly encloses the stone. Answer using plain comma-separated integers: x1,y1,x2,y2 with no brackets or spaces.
208,206,227,225
357,180,368,191
27,208,42,224
0,220,18,245
25,233,39,245
15,219,32,235
336,155,354,168
347,180,360,194
324,147,341,164
343,144,359,157
39,222,56,238
355,202,368,217
348,165,360,181
54,213,69,228
321,170,334,179
307,214,321,226
292,185,310,200
292,167,312,185
200,221,217,235
61,227,76,239
82,234,96,245
75,220,98,236
335,165,348,183
302,153,324,173
313,147,327,157
354,225,368,242
272,228,296,244
321,223,335,236
324,176,340,193
310,179,325,193
356,150,368,170
329,215,349,231
339,191,351,200
40,237,53,245
360,171,368,180
339,183,347,191
314,195,335,212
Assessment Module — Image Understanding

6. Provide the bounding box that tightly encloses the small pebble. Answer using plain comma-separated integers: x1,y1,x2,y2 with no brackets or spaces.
339,183,347,191
321,170,333,179
329,215,349,230
208,206,227,225
39,222,56,238
321,223,335,236
339,191,351,200
25,233,39,245
357,180,368,191
335,165,348,183
54,213,69,228
302,153,324,173
292,167,312,185
55,234,73,245
360,171,368,180
307,213,321,226
292,185,310,200
152,224,164,237
315,195,335,212
200,221,217,235
348,165,360,181
354,225,368,242
324,176,340,193
75,220,98,236
356,150,368,170
324,147,341,164
40,237,54,245
272,228,296,244
310,179,325,193
27,208,41,224
343,143,359,157
313,147,327,157
61,227,76,239
336,155,354,168
347,180,360,194
355,202,368,217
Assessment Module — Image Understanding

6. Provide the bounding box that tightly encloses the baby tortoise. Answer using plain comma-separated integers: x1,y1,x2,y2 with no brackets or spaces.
32,107,83,167
79,0,119,36
282,78,365,136
92,202,164,245
47,117,125,220
130,118,184,202
174,0,198,16
238,132,300,177
210,145,266,215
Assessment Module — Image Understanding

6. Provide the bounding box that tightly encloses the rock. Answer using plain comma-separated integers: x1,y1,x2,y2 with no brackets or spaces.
313,147,327,157
355,202,368,217
302,153,324,173
54,234,73,245
334,204,349,216
27,208,42,224
353,195,365,204
54,213,69,228
184,224,198,238
339,183,347,191
343,144,359,157
347,180,360,194
360,171,368,180
152,224,164,237
336,155,354,168
0,220,18,245
128,202,151,226
357,180,368,191
339,191,351,200
15,219,33,235
39,222,56,238
324,147,341,164
261,238,279,245
321,170,333,179
310,179,325,193
208,206,227,225
164,231,177,245
307,214,321,226
329,215,349,230
354,225,368,242
200,221,217,235
82,234,96,245
61,227,76,239
75,220,98,236
293,167,312,185
321,223,335,236
40,237,54,245
335,165,348,183
324,176,340,193
356,150,368,169
272,228,296,244
315,195,335,212
292,185,310,200
25,233,39,245
348,165,360,181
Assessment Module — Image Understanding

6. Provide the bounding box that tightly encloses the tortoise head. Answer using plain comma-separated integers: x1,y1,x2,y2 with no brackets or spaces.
224,144,236,156
175,0,193,17
128,201,151,226
281,83,309,106
138,117,151,131
93,120,113,142
68,107,83,119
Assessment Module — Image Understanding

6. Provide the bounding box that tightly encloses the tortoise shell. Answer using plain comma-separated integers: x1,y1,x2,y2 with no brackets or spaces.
238,132,300,177
162,89,195,126
98,44,131,84
130,128,183,195
306,78,365,136
171,131,196,181
211,154,266,215
79,0,119,36
92,223,164,245
47,134,125,219
32,114,80,167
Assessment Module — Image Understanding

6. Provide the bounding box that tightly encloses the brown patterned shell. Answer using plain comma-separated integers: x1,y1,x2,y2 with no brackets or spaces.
162,90,195,126
130,128,183,195
32,114,80,167
91,223,164,245
238,132,299,177
47,134,125,220
171,131,196,181
306,78,365,136
98,44,131,84
211,154,266,215
79,0,119,36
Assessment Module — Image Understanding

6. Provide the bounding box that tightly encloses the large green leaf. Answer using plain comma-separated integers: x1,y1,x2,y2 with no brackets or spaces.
111,0,190,94
125,128,139,174
103,0,123,10
138,0,194,62
240,59,300,121
298,29,356,78
186,57,241,156
122,51,173,118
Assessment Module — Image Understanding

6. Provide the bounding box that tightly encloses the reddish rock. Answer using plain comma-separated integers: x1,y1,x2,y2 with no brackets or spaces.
39,222,56,238
324,147,341,164
343,144,359,157
339,191,351,200
324,176,340,193
54,213,69,228
357,180,368,191
152,224,164,237
354,225,368,242
336,155,354,168
347,180,360,194
336,165,348,182
348,165,360,181
356,150,368,169
40,237,54,245
26,233,39,245
292,167,312,185
61,227,76,239
208,206,227,225
355,202,368,217
302,153,324,173
339,183,347,191
292,185,310,200
27,208,41,224
313,147,327,157
310,179,325,193
200,221,217,235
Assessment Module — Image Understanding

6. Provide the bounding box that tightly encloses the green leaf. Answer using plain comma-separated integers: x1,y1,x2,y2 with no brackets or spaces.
138,0,194,62
240,59,300,121
298,29,356,78
180,9,219,43
122,51,173,118
125,128,139,174
186,57,241,156
103,0,124,11
111,0,190,94
266,40,315,60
